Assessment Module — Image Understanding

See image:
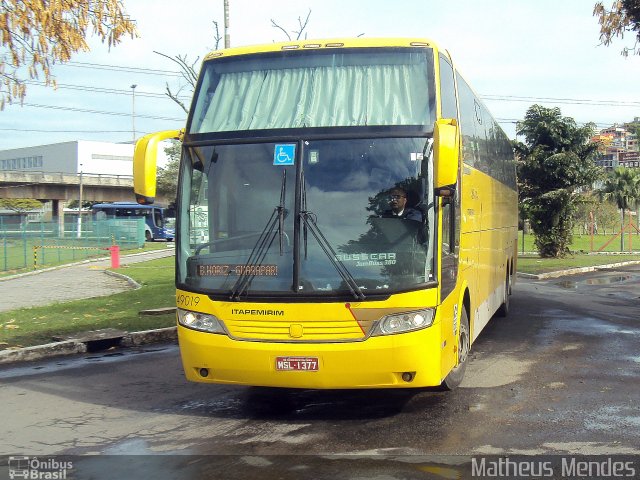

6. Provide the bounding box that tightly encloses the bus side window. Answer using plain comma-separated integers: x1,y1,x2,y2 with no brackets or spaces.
440,191,460,299
438,54,458,121
457,75,480,168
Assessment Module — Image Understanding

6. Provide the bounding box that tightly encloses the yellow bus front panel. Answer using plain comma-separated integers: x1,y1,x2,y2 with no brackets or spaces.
177,320,444,389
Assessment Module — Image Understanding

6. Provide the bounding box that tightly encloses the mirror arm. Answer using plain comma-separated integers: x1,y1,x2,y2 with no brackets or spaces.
434,185,456,198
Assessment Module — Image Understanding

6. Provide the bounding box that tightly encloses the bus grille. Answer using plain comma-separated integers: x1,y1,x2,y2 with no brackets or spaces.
224,317,365,342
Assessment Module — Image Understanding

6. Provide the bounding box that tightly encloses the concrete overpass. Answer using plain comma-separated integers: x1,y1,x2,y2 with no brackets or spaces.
0,171,135,202
0,171,169,224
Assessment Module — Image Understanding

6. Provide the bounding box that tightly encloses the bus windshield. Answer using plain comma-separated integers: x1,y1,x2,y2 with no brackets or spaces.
177,137,436,298
189,48,436,133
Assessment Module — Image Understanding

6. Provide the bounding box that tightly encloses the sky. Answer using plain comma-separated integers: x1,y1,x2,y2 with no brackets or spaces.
1,0,640,150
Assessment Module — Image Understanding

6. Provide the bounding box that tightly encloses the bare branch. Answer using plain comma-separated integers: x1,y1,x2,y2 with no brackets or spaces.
294,9,312,40
153,50,198,86
271,19,291,41
164,83,189,114
211,20,222,50
271,9,312,41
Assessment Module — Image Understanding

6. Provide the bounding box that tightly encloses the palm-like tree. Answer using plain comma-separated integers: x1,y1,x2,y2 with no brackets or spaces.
515,105,601,257
599,167,640,250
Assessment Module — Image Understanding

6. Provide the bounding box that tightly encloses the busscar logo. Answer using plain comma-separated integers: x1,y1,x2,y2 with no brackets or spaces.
8,456,73,480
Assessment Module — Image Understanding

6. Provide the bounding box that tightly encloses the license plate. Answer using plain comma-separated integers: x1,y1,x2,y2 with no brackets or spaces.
275,356,319,371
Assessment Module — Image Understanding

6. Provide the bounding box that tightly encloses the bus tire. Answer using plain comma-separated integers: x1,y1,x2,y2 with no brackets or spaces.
145,230,153,242
441,307,470,390
495,269,510,317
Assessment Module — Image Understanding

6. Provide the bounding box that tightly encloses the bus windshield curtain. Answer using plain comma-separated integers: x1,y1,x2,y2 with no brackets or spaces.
192,64,430,132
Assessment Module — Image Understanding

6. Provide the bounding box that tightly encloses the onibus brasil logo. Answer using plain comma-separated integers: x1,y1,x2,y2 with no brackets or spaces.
8,457,73,479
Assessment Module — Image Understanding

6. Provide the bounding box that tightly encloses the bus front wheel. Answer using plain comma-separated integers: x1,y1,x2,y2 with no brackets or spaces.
441,307,470,390
145,230,153,242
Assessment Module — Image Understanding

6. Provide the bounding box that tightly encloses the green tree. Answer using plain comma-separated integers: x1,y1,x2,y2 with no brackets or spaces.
515,105,602,257
156,141,180,207
623,118,640,139
594,0,640,56
599,167,640,249
0,0,137,108
0,198,42,217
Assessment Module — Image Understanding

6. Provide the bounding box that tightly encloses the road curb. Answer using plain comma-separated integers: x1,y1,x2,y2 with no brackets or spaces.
516,260,640,280
0,327,177,365
104,269,142,289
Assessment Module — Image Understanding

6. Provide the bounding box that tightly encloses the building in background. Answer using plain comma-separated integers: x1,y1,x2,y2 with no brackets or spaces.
592,119,640,170
0,140,172,225
0,140,170,175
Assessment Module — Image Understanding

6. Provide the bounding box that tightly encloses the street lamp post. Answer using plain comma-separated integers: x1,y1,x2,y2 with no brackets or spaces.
130,84,137,144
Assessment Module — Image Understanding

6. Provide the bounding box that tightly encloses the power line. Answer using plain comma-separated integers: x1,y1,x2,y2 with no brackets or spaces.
25,80,172,99
60,61,640,107
0,128,133,133
62,60,184,77
21,59,640,115
482,94,640,108
495,118,626,130
4,59,639,135
20,102,185,122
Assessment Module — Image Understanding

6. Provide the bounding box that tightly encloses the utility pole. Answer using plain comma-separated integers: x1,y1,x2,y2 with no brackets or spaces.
224,0,230,48
130,84,137,144
77,163,83,239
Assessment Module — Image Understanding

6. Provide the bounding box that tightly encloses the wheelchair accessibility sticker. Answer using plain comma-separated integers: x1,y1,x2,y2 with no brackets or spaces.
274,144,296,166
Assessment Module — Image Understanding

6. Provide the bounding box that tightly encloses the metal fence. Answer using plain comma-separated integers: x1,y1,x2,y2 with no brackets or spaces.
0,218,145,273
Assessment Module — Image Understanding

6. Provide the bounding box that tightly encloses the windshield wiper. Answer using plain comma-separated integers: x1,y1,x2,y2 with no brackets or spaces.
299,175,365,301
230,170,287,300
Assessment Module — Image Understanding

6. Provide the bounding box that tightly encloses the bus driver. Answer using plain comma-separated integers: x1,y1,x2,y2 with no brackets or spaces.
381,187,423,222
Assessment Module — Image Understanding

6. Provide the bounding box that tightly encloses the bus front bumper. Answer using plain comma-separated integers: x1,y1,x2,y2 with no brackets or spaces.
177,325,443,389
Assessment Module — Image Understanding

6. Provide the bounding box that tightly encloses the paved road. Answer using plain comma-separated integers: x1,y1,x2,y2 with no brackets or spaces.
0,266,639,478
0,246,175,312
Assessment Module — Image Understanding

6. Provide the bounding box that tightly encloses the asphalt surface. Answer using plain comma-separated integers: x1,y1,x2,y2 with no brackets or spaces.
0,266,638,480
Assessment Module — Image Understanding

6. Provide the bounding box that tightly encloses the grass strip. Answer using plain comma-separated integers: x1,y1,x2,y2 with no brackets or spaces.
517,254,640,274
0,256,175,350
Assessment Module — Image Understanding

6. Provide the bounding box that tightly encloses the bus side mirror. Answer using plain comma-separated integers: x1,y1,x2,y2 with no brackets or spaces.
134,129,183,205
433,118,459,194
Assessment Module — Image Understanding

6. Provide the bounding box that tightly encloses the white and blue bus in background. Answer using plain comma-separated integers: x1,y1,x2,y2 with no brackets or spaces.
91,202,175,241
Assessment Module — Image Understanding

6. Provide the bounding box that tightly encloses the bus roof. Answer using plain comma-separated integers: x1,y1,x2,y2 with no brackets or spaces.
203,37,439,62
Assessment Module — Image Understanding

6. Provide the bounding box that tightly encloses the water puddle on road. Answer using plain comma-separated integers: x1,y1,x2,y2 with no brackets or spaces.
555,275,636,289
584,405,640,434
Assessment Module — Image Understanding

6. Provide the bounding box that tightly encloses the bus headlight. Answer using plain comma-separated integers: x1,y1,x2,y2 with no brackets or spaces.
371,308,435,336
177,309,226,334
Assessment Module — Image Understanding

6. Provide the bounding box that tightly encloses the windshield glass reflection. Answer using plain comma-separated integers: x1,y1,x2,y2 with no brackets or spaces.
176,138,435,297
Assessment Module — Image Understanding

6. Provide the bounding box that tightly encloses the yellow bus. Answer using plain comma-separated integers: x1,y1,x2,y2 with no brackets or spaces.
134,38,518,390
